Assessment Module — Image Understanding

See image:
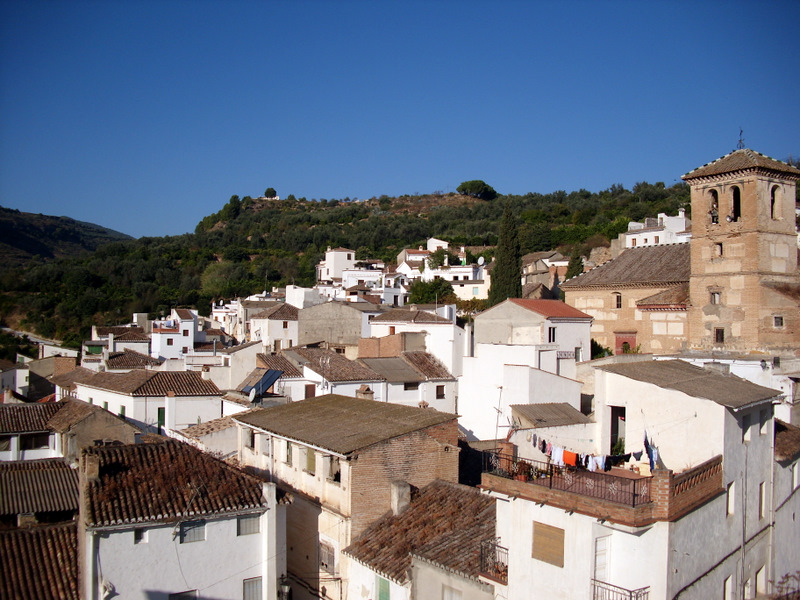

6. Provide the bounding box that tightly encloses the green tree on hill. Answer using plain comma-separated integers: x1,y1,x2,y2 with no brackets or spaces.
457,180,497,201
488,205,522,306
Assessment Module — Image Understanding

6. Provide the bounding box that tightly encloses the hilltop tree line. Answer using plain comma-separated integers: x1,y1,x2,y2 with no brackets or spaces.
0,181,690,346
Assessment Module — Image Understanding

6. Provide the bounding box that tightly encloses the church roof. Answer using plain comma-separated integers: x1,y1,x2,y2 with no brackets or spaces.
682,149,800,181
560,244,689,289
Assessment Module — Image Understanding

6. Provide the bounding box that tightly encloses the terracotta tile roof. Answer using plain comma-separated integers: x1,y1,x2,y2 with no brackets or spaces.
95,326,144,337
251,303,299,321
401,352,454,380
234,394,457,455
512,403,592,428
560,244,690,289
775,420,800,462
80,371,221,397
105,349,163,369
0,402,63,433
83,439,268,527
256,353,303,378
371,308,452,324
509,298,592,319
112,331,150,342
682,149,800,181
179,414,237,439
286,347,384,382
344,480,495,584
45,399,100,433
0,522,78,600
0,458,78,515
49,367,96,390
636,283,690,309
599,360,782,410
220,340,262,354
174,308,196,320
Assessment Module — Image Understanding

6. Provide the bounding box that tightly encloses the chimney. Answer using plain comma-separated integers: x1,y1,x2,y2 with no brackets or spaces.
355,385,374,401
84,453,100,484
390,480,411,515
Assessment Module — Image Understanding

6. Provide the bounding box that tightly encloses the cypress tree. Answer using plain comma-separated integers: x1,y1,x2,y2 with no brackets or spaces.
488,204,522,306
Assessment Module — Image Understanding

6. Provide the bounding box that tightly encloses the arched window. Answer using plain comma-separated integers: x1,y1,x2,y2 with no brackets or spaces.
771,185,782,219
708,189,719,224
731,186,741,222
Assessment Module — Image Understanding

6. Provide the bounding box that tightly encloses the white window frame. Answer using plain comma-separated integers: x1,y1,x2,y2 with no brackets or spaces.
179,520,206,544
237,514,260,536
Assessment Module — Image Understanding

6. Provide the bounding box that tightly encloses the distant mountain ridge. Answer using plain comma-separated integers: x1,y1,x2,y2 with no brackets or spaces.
0,206,133,271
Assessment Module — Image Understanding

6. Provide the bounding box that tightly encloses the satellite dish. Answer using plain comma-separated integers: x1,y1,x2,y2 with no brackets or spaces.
477,256,485,265
249,388,256,402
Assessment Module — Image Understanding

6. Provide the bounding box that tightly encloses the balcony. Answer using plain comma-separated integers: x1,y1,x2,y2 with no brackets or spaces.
592,579,650,600
482,451,652,507
479,539,508,585
480,451,723,527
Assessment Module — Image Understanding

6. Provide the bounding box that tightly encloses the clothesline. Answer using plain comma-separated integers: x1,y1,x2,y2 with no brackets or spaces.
530,431,658,473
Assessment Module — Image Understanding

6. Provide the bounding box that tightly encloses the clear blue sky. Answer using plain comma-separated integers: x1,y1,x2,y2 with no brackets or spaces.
1,0,798,239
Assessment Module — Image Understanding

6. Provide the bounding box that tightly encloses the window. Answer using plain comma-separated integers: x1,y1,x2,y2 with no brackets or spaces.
575,347,582,362
377,576,390,600
654,236,660,244
179,520,206,543
21,433,50,450
327,456,341,483
714,243,723,257
245,429,255,450
532,521,564,567
285,441,293,466
0,435,10,451
243,577,262,600
714,328,725,344
723,576,733,600
613,293,622,309
774,316,784,328
726,482,735,516
119,406,126,419
167,338,174,346
103,401,108,410
182,347,188,354
436,385,445,399
134,528,148,544
89,397,94,405
548,327,556,343
282,321,288,329
709,189,720,223
389,326,396,335
758,482,766,519
320,539,336,574
710,292,721,305
169,592,197,600
182,329,189,337
631,238,637,247
472,287,479,296
731,186,741,222
305,447,316,475
771,185,781,219
347,253,352,260
237,514,260,536
442,585,462,600
404,382,419,391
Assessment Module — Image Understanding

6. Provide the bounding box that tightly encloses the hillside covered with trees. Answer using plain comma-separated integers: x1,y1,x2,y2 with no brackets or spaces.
0,181,691,346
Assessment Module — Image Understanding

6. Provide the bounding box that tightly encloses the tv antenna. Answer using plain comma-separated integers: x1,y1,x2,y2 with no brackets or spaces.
737,128,745,150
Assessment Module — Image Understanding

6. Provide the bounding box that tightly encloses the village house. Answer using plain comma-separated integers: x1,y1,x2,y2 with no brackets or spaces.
298,301,389,357
73,370,222,434
250,302,299,352
343,480,496,600
458,299,592,441
281,346,385,400
233,394,460,600
316,246,358,283
478,358,796,600
368,306,466,378
78,439,282,600
617,208,692,252
0,399,138,463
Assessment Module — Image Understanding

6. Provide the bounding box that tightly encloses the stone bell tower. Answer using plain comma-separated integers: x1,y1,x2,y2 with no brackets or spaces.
682,149,800,355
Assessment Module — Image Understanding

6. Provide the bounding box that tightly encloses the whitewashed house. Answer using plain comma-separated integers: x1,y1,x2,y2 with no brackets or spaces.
478,359,794,600
79,439,282,600
250,303,299,353
74,370,222,434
